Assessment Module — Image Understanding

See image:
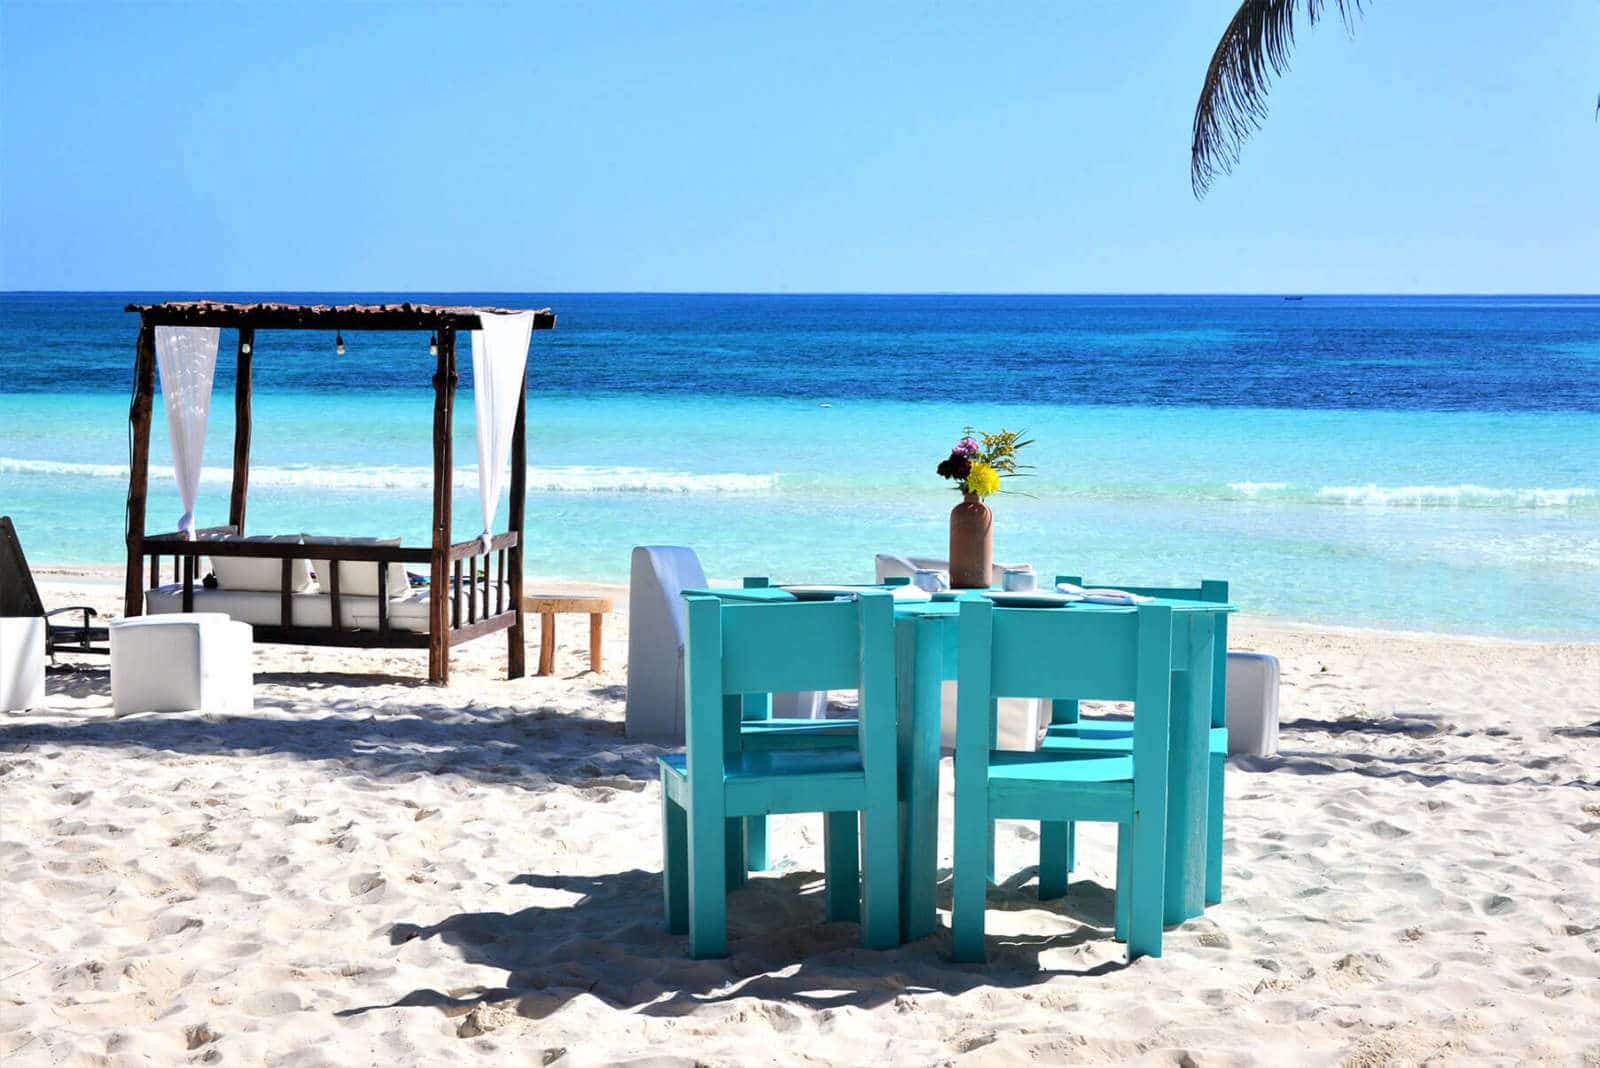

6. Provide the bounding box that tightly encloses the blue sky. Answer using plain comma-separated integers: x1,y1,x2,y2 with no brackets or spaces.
2,1,1595,293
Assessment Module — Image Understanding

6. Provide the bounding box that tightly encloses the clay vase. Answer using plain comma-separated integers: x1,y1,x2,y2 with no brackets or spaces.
948,493,993,589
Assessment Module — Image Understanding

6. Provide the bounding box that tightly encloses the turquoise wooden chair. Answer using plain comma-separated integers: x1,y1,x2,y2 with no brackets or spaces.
733,577,862,874
951,597,1174,963
658,590,900,958
1039,577,1229,907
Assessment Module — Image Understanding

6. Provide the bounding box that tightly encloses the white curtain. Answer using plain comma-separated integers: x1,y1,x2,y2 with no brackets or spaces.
154,326,220,539
471,311,534,550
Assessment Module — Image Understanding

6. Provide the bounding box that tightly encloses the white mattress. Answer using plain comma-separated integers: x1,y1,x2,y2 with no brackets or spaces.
144,583,433,633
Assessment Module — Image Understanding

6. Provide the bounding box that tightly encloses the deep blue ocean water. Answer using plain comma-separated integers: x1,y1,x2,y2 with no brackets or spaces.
2,292,1597,637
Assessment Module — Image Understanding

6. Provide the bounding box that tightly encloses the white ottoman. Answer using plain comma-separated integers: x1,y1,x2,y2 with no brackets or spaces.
1,617,46,712
1225,652,1281,757
111,613,253,716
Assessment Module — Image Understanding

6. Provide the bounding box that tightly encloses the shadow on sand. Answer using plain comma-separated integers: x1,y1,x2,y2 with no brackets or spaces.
337,864,1130,1024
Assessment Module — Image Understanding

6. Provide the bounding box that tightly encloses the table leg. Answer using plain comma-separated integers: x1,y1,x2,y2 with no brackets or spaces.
538,611,556,675
1164,616,1214,925
589,612,603,672
897,616,943,943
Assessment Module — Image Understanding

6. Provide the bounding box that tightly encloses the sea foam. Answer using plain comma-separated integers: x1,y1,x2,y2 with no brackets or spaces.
1226,481,1592,508
0,457,777,494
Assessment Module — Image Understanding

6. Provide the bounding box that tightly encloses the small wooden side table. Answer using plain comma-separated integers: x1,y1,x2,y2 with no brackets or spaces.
522,594,614,675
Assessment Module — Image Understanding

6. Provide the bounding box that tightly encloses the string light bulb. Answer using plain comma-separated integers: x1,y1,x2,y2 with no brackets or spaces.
429,332,438,356
335,332,345,356
240,341,251,355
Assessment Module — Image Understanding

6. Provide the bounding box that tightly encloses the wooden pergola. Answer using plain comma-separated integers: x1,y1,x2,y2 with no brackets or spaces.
123,300,556,684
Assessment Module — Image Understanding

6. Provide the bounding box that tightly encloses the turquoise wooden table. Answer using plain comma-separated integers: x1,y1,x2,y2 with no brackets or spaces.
684,585,1236,944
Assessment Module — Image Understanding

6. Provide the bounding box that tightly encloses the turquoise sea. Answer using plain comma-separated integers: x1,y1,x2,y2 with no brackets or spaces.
2,293,1597,638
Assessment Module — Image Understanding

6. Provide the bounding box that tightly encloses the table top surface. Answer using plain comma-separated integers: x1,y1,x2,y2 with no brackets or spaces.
683,585,1237,615
522,594,614,612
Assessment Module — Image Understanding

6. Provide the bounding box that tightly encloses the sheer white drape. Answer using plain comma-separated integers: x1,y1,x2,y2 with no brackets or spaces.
471,311,534,551
154,326,220,539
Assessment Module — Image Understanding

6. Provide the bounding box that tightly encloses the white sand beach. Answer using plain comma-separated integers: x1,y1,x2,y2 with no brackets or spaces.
2,569,1597,1066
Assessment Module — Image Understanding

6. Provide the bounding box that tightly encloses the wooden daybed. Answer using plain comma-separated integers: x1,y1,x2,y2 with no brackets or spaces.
122,300,556,684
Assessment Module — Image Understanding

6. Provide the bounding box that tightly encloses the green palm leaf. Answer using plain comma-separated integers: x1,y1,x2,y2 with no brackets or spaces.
1191,0,1363,197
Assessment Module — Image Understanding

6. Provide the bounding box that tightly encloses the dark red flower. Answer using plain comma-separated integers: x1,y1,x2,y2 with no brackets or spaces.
937,453,972,481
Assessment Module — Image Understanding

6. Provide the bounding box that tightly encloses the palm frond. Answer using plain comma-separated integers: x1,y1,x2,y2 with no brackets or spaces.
1190,0,1362,197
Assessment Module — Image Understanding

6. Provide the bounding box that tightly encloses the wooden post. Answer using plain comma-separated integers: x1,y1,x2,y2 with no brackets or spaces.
124,321,157,617
428,328,457,684
228,327,255,532
506,367,528,678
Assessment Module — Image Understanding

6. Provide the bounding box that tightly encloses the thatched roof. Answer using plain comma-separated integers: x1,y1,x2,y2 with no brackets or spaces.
126,300,556,331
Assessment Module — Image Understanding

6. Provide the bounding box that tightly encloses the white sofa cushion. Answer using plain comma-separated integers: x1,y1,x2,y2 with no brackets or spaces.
301,536,410,600
207,534,312,593
145,583,432,633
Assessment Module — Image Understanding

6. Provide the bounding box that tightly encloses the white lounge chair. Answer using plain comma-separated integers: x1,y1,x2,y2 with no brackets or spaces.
873,552,1047,752
625,546,824,743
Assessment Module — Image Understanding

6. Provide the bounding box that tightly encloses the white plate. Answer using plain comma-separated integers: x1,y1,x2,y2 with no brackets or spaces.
979,590,1083,608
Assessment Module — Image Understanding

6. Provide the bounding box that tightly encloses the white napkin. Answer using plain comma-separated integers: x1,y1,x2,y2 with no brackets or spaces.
1056,582,1153,605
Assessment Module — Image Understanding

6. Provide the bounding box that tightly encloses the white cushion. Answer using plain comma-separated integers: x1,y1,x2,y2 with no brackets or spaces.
145,583,432,633
111,613,253,716
301,536,409,600
1,617,45,712
207,534,312,593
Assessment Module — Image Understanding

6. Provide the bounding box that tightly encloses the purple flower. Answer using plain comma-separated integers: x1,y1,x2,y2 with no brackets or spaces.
955,437,980,458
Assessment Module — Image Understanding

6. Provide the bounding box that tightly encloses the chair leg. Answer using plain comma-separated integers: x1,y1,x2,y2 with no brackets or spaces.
859,805,899,949
687,804,728,959
1114,821,1131,944
1126,808,1166,962
1206,752,1224,906
823,810,861,924
951,804,990,962
661,786,688,936
724,817,747,891
1039,821,1071,900
746,814,769,872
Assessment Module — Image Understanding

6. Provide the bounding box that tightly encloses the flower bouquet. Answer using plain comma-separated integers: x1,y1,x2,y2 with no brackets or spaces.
936,429,1033,588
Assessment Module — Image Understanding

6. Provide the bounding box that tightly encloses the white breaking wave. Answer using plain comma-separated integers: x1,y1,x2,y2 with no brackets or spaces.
0,457,777,494
1225,481,1290,497
1224,478,1593,508
1316,484,1593,508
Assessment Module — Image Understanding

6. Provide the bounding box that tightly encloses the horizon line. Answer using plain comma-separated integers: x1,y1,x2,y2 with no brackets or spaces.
3,289,1598,299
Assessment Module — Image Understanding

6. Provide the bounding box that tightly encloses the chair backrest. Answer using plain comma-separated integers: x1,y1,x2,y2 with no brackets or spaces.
0,517,47,618
682,591,896,788
955,597,1173,808
1056,575,1228,604
1057,575,1229,728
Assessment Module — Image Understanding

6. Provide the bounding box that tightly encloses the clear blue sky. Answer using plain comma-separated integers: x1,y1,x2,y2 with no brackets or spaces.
2,1,1595,293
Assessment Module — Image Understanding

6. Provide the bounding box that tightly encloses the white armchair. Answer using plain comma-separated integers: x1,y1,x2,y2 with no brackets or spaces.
626,547,825,744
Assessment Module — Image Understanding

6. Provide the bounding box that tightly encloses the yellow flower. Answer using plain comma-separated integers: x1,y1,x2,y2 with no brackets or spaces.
964,461,1001,499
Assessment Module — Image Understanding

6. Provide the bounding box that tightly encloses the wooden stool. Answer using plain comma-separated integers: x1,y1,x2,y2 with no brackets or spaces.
522,594,614,676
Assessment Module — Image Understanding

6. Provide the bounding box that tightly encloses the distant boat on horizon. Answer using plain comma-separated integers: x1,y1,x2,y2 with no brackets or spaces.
1283,295,1306,301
